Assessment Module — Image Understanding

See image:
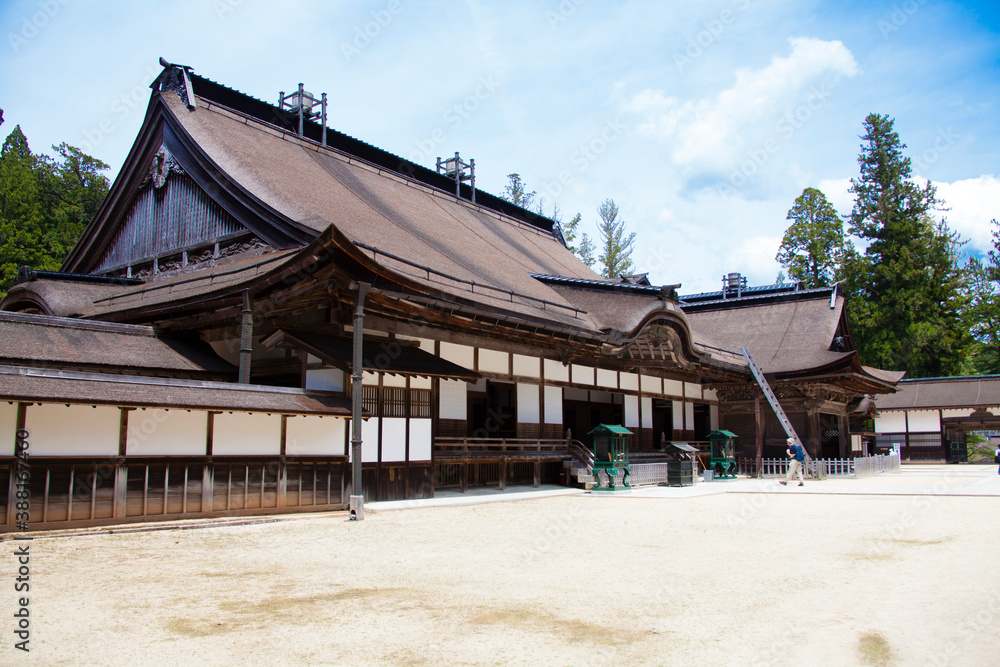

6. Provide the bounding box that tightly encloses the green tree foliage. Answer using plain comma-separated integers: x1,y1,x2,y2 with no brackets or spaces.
578,231,596,268
843,113,970,377
596,198,635,278
0,116,109,298
962,220,1000,374
501,173,535,210
775,187,844,288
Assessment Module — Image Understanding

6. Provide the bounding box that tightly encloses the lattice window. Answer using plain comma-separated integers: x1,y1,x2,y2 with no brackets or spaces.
410,389,431,418
382,388,407,418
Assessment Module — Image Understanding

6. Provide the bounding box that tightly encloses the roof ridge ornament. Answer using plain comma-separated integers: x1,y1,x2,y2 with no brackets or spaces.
156,57,197,110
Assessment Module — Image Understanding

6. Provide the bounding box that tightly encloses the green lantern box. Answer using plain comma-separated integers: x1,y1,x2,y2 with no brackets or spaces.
589,424,632,491
706,429,738,479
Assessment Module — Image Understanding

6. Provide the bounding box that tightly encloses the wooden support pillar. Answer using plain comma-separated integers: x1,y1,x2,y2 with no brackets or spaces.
499,459,507,491
755,389,764,478
113,462,128,518
202,462,214,514
460,462,468,493
533,462,541,488
807,409,822,459
277,459,287,508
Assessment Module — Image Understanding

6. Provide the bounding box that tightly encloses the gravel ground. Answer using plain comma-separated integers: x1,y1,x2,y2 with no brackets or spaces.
5,464,1000,666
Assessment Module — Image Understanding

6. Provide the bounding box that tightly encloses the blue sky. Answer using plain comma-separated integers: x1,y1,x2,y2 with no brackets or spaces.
1,0,997,293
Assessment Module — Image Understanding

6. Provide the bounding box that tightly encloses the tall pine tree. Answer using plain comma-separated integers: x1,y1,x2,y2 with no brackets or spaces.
775,187,844,288
596,198,635,279
844,113,969,377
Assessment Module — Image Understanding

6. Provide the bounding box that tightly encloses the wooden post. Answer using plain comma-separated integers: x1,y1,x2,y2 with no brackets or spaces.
499,458,507,491
755,389,764,478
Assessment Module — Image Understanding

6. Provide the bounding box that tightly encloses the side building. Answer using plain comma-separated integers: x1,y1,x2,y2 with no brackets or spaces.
872,376,1000,461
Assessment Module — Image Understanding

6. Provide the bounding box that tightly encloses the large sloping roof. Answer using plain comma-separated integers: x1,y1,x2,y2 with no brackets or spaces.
875,376,1000,410
158,92,606,331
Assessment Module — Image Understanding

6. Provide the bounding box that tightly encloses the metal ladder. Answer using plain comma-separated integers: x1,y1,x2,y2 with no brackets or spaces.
740,346,809,459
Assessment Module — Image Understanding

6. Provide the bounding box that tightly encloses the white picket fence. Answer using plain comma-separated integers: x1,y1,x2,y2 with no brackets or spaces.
751,454,900,479
594,462,698,488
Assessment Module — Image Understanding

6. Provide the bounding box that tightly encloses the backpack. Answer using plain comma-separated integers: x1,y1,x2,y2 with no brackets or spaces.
995,450,1000,464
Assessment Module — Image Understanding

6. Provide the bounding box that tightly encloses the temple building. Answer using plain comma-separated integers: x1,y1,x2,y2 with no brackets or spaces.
0,60,899,530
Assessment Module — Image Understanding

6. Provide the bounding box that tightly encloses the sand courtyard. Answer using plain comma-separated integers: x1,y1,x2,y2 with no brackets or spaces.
5,464,1000,666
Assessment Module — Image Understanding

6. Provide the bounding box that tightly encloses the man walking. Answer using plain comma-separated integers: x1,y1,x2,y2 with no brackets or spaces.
779,437,805,487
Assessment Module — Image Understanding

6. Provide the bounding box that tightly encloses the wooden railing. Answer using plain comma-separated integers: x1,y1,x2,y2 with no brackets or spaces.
434,438,574,462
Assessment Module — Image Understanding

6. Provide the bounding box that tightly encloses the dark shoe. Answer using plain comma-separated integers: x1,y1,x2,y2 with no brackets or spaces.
798,482,804,486
779,481,787,485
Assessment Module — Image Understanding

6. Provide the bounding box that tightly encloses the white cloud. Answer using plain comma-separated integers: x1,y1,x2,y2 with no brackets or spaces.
624,37,858,176
935,176,1000,254
816,177,854,216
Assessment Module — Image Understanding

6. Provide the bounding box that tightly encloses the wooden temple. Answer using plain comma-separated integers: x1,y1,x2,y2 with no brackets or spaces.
0,60,899,530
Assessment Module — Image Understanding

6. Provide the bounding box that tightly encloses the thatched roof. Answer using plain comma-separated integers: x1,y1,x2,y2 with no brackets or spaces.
683,294,852,374
0,311,234,378
875,376,1000,410
0,365,354,416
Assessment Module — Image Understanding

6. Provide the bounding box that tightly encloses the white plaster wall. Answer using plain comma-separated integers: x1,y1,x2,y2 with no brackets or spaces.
543,359,569,382
596,368,618,388
685,383,702,400
361,418,379,462
571,365,595,386
305,367,344,392
27,404,120,456
381,418,407,462
664,379,684,397
410,376,432,390
641,397,653,428
517,383,540,423
875,411,907,433
703,388,719,402
440,342,474,368
512,354,541,378
285,415,346,456
620,373,639,391
0,402,16,456
940,408,973,418
640,375,661,394
479,348,509,374
439,380,467,420
362,371,379,385
126,408,208,456
213,412,282,456
685,402,695,430
544,386,562,424
382,373,407,388
907,411,941,433
410,419,432,461
624,395,640,428
710,405,720,431
673,401,684,431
